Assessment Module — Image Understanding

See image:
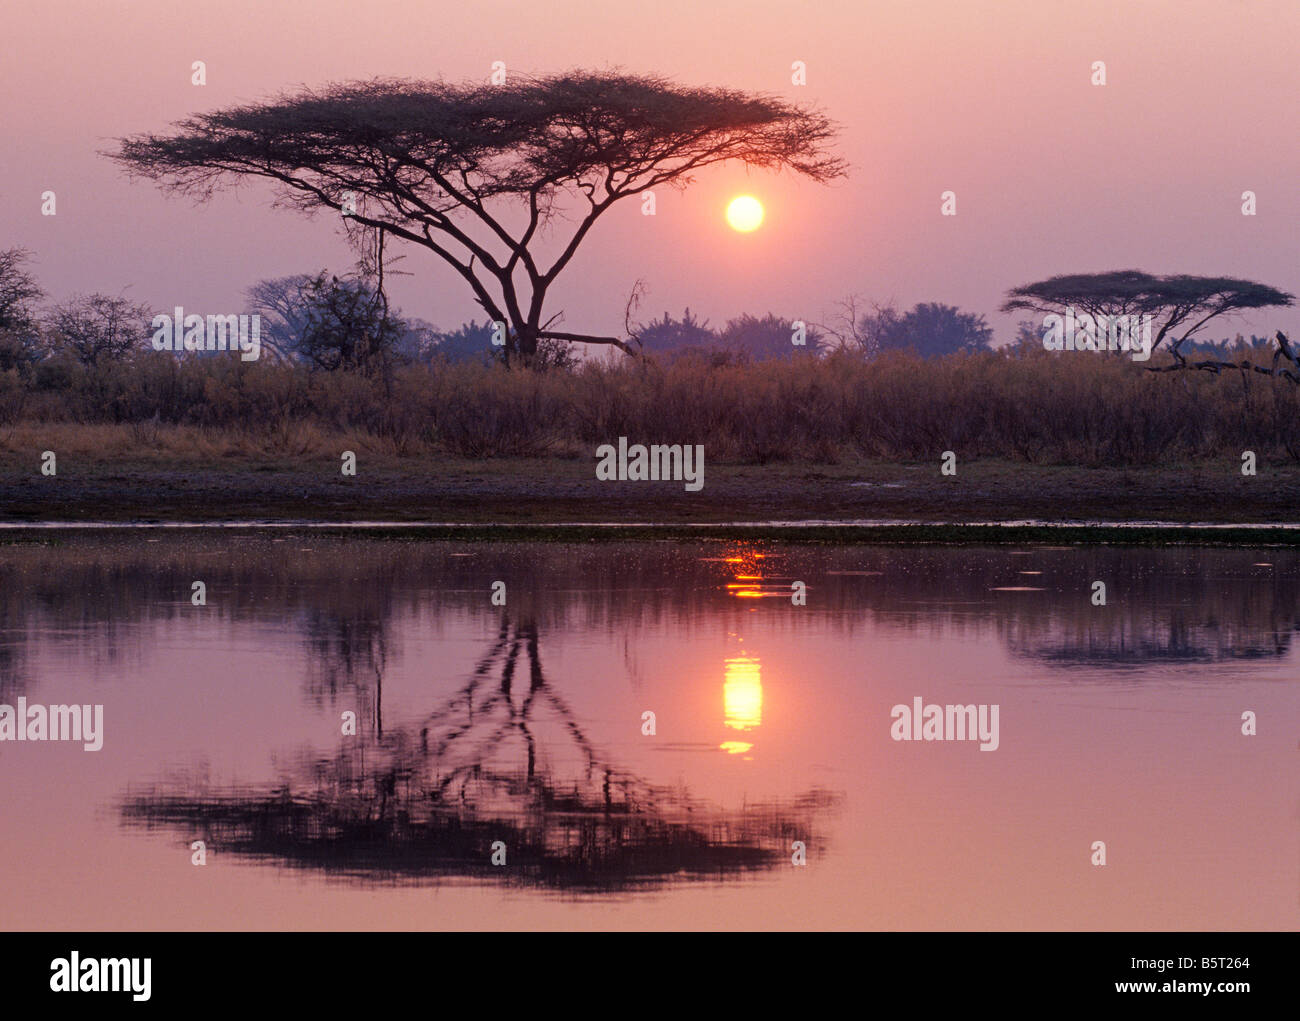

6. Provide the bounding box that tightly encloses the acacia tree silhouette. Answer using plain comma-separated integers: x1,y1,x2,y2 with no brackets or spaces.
112,72,844,366
1003,271,1296,379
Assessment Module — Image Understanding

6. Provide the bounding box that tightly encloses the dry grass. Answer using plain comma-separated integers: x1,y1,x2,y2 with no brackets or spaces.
3,345,1300,465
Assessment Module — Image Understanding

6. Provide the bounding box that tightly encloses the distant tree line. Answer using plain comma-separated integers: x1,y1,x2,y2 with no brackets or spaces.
629,301,994,361
4,248,1292,391
0,248,576,380
0,246,1009,381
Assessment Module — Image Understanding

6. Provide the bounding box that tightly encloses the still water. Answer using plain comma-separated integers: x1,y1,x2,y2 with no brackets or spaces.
0,535,1295,930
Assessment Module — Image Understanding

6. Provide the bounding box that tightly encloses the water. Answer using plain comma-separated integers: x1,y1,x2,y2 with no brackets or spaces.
0,535,1295,930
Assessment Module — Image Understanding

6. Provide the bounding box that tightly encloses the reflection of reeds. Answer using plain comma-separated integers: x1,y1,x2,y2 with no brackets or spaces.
6,540,1298,703
1000,617,1294,667
120,618,837,892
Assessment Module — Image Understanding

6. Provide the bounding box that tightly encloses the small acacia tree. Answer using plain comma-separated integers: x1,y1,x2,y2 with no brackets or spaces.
45,293,154,367
1002,271,1296,380
112,72,844,365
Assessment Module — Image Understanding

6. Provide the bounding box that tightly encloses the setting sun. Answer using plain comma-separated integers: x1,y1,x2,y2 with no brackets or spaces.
725,195,764,232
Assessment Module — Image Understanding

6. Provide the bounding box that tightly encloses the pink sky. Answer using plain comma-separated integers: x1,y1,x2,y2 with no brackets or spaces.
3,0,1297,343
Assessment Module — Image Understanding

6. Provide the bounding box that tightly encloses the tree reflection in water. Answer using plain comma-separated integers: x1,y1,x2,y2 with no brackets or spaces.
121,616,837,892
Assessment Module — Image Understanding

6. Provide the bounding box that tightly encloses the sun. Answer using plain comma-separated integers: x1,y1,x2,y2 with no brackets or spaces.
726,195,764,232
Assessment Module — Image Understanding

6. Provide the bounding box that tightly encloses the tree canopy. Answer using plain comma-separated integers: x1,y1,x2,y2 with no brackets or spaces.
112,72,844,364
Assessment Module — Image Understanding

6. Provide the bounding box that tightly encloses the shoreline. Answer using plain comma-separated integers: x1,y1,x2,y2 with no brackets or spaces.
5,521,1300,546
3,455,1299,543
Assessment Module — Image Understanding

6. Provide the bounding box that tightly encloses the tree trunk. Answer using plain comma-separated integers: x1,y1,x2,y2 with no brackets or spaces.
515,324,539,366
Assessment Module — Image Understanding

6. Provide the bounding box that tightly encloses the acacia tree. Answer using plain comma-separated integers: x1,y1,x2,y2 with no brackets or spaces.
1002,271,1296,379
45,293,154,367
112,72,844,365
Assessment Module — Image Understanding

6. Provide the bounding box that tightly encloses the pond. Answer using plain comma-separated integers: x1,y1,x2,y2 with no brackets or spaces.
0,535,1294,929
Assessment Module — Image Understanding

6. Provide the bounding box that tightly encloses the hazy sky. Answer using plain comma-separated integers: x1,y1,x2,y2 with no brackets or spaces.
3,0,1297,343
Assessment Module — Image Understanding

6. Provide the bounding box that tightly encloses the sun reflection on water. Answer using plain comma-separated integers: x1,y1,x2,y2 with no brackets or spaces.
722,655,762,754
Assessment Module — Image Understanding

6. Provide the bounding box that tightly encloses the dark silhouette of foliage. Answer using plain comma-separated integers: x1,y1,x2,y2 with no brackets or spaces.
0,248,45,374
717,313,824,361
278,272,408,374
634,308,717,357
859,302,992,357
0,248,43,333
45,292,154,367
426,318,497,364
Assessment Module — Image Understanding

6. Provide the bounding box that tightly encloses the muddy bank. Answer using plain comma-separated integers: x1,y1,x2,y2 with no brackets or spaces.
2,455,1298,533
